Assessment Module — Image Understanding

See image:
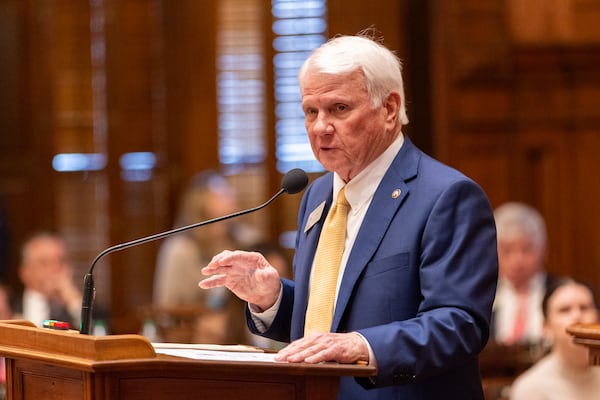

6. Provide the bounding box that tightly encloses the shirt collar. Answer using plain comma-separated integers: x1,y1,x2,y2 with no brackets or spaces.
333,133,404,210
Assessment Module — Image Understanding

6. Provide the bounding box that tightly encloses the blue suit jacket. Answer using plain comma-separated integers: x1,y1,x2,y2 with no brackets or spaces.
248,137,498,399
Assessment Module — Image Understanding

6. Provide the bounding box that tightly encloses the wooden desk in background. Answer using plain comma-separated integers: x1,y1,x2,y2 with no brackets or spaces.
567,323,600,366
479,341,544,400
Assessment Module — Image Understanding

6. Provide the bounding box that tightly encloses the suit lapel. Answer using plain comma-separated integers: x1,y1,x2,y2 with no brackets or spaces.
331,138,420,331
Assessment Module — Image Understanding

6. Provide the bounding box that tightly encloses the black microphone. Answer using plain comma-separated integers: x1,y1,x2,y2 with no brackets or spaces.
80,168,308,334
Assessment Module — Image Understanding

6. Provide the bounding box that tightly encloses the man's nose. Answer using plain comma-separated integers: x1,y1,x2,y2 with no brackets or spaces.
313,114,333,134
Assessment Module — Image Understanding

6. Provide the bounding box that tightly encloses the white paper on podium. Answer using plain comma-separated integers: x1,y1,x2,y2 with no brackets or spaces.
152,343,279,363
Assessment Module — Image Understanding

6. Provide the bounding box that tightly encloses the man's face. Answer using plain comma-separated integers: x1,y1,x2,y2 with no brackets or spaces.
497,233,545,289
301,68,399,182
20,238,68,295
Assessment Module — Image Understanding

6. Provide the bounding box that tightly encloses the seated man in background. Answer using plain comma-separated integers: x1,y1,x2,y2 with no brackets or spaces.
492,202,554,346
16,232,82,328
510,277,600,399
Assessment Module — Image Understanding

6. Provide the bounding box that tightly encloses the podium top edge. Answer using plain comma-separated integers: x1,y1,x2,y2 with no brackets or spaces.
0,320,156,363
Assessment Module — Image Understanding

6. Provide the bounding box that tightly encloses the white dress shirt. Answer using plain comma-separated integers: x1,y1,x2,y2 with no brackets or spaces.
22,289,51,327
492,272,546,344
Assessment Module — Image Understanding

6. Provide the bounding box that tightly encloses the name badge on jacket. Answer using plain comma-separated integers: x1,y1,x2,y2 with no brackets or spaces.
304,201,326,233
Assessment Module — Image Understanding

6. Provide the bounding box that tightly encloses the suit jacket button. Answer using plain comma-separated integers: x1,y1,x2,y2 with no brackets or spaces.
392,373,416,384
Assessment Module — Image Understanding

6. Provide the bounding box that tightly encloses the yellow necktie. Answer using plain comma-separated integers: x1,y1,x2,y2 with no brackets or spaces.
304,187,350,335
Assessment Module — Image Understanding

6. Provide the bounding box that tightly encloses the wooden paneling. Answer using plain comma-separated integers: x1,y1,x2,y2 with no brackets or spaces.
508,0,600,44
328,0,404,53
101,0,167,332
161,0,219,184
50,0,95,152
0,0,57,290
431,0,600,287
0,0,220,334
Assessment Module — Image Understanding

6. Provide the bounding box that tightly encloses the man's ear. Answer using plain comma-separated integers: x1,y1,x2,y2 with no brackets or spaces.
383,92,401,124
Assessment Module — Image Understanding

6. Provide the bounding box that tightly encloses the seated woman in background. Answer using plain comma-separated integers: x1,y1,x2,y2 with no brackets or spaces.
510,277,600,399
152,171,261,344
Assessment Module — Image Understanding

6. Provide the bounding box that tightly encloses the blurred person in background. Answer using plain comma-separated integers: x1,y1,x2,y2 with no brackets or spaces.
152,171,261,344
510,277,600,399
15,232,82,328
492,202,555,346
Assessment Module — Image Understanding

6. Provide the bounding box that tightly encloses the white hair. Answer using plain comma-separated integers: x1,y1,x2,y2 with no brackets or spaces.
494,202,547,249
298,34,409,125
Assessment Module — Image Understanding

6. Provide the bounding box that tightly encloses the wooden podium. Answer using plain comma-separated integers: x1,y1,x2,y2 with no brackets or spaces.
0,320,375,400
567,323,600,366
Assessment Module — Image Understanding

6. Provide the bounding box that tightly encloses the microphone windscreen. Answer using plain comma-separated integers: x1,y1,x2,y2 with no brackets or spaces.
281,168,308,194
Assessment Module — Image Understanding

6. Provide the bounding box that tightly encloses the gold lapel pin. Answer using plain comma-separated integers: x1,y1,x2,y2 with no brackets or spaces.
392,189,401,199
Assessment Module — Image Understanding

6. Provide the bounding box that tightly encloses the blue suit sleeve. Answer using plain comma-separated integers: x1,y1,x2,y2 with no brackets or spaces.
357,179,498,387
246,278,295,343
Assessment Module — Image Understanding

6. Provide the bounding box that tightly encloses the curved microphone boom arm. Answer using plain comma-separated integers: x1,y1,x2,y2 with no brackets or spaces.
80,168,308,335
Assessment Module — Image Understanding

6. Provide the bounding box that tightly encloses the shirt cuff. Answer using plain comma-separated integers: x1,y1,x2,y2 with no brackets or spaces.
353,331,378,370
248,285,283,333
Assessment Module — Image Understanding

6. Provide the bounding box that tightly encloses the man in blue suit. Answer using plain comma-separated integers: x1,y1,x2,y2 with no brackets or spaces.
200,33,498,399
